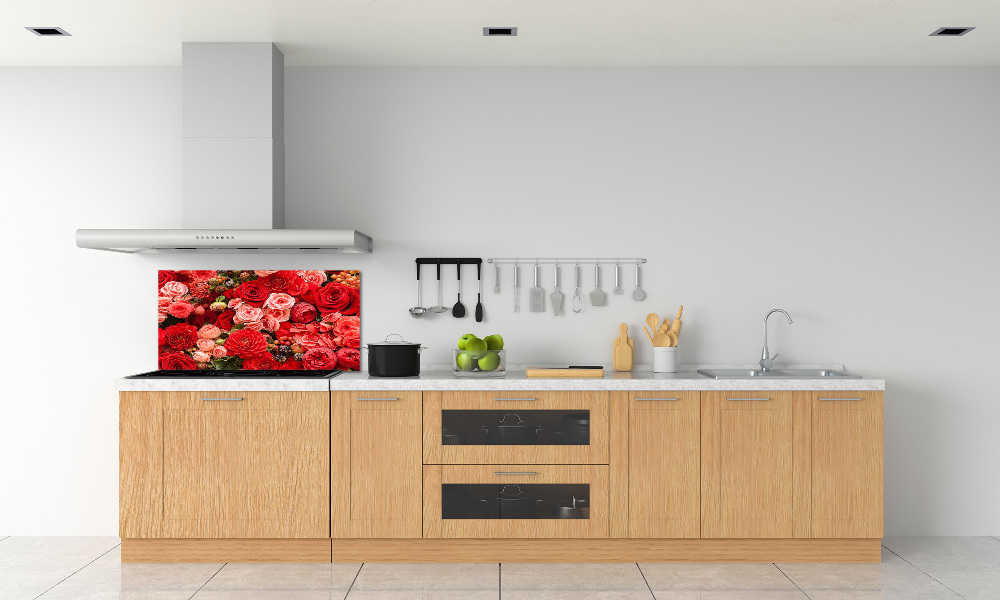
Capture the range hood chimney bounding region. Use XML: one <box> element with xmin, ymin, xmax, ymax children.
<box><xmin>76</xmin><ymin>42</ymin><xmax>373</xmax><ymax>254</ymax></box>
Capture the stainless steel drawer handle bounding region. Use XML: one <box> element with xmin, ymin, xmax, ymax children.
<box><xmin>494</xmin><ymin>397</ymin><xmax>537</xmax><ymax>401</ymax></box>
<box><xmin>819</xmin><ymin>397</ymin><xmax>863</xmax><ymax>402</ymax></box>
<box><xmin>493</xmin><ymin>472</ymin><xmax>537</xmax><ymax>475</ymax></box>
<box><xmin>727</xmin><ymin>397</ymin><xmax>771</xmax><ymax>401</ymax></box>
<box><xmin>636</xmin><ymin>397</ymin><xmax>679</xmax><ymax>401</ymax></box>
<box><xmin>200</xmin><ymin>397</ymin><xmax>243</xmax><ymax>402</ymax></box>
<box><xmin>357</xmin><ymin>397</ymin><xmax>400</xmax><ymax>401</ymax></box>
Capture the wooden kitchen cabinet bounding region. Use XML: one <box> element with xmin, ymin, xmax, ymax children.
<box><xmin>701</xmin><ymin>391</ymin><xmax>794</xmax><ymax>538</ymax></box>
<box><xmin>797</xmin><ymin>391</ymin><xmax>884</xmax><ymax>538</ymax></box>
<box><xmin>331</xmin><ymin>391</ymin><xmax>422</xmax><ymax>538</ymax></box>
<box><xmin>625</xmin><ymin>392</ymin><xmax>700</xmax><ymax>538</ymax></box>
<box><xmin>121</xmin><ymin>391</ymin><xmax>330</xmax><ymax>539</ymax></box>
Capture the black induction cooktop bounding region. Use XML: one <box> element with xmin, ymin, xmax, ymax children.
<box><xmin>127</xmin><ymin>370</ymin><xmax>343</xmax><ymax>379</ymax></box>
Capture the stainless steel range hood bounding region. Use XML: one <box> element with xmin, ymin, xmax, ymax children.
<box><xmin>76</xmin><ymin>43</ymin><xmax>373</xmax><ymax>254</ymax></box>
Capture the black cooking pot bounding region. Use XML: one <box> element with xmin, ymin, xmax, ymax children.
<box><xmin>366</xmin><ymin>334</ymin><xmax>425</xmax><ymax>377</ymax></box>
<box><xmin>498</xmin><ymin>484</ymin><xmax>541</xmax><ymax>519</ymax></box>
<box><xmin>561</xmin><ymin>412</ymin><xmax>590</xmax><ymax>445</ymax></box>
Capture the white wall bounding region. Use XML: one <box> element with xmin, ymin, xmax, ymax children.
<box><xmin>1</xmin><ymin>66</ymin><xmax>998</xmax><ymax>536</ymax></box>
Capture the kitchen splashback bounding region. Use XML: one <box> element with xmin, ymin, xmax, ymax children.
<box><xmin>158</xmin><ymin>269</ymin><xmax>360</xmax><ymax>371</ymax></box>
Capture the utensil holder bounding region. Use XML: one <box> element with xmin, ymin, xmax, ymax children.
<box><xmin>653</xmin><ymin>347</ymin><xmax>678</xmax><ymax>373</ymax></box>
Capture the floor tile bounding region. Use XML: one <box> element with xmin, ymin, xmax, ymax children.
<box><xmin>919</xmin><ymin>568</ymin><xmax>1000</xmax><ymax>600</ymax></box>
<box><xmin>639</xmin><ymin>563</ymin><xmax>799</xmax><ymax>592</ymax></box>
<box><xmin>120</xmin><ymin>562</ymin><xmax>225</xmax><ymax>591</ymax></box>
<box><xmin>0</xmin><ymin>536</ymin><xmax>120</xmax><ymax>568</ymax></box>
<box><xmin>194</xmin><ymin>592</ymin><xmax>335</xmax><ymax>600</ymax></box>
<box><xmin>0</xmin><ymin>564</ymin><xmax>82</xmax><ymax>600</ymax></box>
<box><xmin>883</xmin><ymin>536</ymin><xmax>1000</xmax><ymax>571</ymax></box>
<box><xmin>501</xmin><ymin>563</ymin><xmax>652</xmax><ymax>599</ymax></box>
<box><xmin>347</xmin><ymin>563</ymin><xmax>499</xmax><ymax>600</ymax></box>
<box><xmin>776</xmin><ymin>561</ymin><xmax>884</xmax><ymax>590</ymax></box>
<box><xmin>202</xmin><ymin>563</ymin><xmax>360</xmax><ymax>592</ymax></box>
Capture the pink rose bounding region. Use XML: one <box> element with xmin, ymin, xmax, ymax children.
<box><xmin>196</xmin><ymin>338</ymin><xmax>216</xmax><ymax>352</ymax></box>
<box><xmin>295</xmin><ymin>332</ymin><xmax>324</xmax><ymax>348</ymax></box>
<box><xmin>254</xmin><ymin>270</ymin><xmax>278</xmax><ymax>276</ymax></box>
<box><xmin>160</xmin><ymin>281</ymin><xmax>188</xmax><ymax>298</ymax></box>
<box><xmin>158</xmin><ymin>313</ymin><xmax>167</xmax><ymax>323</ymax></box>
<box><xmin>198</xmin><ymin>324</ymin><xmax>222</xmax><ymax>339</ymax></box>
<box><xmin>193</xmin><ymin>305</ymin><xmax>205</xmax><ymax>315</ymax></box>
<box><xmin>167</xmin><ymin>301</ymin><xmax>195</xmax><ymax>319</ymax></box>
<box><xmin>265</xmin><ymin>308</ymin><xmax>290</xmax><ymax>323</ymax></box>
<box><xmin>243</xmin><ymin>320</ymin><xmax>265</xmax><ymax>331</ymax></box>
<box><xmin>321</xmin><ymin>311</ymin><xmax>342</xmax><ymax>324</ymax></box>
<box><xmin>265</xmin><ymin>292</ymin><xmax>295</xmax><ymax>311</ymax></box>
<box><xmin>192</xmin><ymin>351</ymin><xmax>212</xmax><ymax>363</ymax></box>
<box><xmin>212</xmin><ymin>346</ymin><xmax>228</xmax><ymax>358</ymax></box>
<box><xmin>227</xmin><ymin>298</ymin><xmax>244</xmax><ymax>309</ymax></box>
<box><xmin>301</xmin><ymin>270</ymin><xmax>328</xmax><ymax>286</ymax></box>
<box><xmin>234</xmin><ymin>305</ymin><xmax>264</xmax><ymax>324</ymax></box>
<box><xmin>262</xmin><ymin>314</ymin><xmax>280</xmax><ymax>331</ymax></box>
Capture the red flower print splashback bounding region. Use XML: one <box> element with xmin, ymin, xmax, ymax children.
<box><xmin>158</xmin><ymin>270</ymin><xmax>360</xmax><ymax>371</ymax></box>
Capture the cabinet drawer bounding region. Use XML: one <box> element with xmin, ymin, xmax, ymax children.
<box><xmin>423</xmin><ymin>391</ymin><xmax>609</xmax><ymax>465</ymax></box>
<box><xmin>423</xmin><ymin>464</ymin><xmax>609</xmax><ymax>538</ymax></box>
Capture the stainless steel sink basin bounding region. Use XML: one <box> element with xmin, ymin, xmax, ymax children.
<box><xmin>697</xmin><ymin>368</ymin><xmax>861</xmax><ymax>379</ymax></box>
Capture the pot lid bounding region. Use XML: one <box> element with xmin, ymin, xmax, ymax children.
<box><xmin>367</xmin><ymin>333</ymin><xmax>421</xmax><ymax>347</ymax></box>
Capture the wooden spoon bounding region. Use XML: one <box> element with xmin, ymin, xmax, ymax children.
<box><xmin>645</xmin><ymin>313</ymin><xmax>659</xmax><ymax>335</ymax></box>
<box><xmin>653</xmin><ymin>323</ymin><xmax>671</xmax><ymax>347</ymax></box>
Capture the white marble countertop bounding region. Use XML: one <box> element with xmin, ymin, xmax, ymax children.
<box><xmin>117</xmin><ymin>365</ymin><xmax>884</xmax><ymax>392</ymax></box>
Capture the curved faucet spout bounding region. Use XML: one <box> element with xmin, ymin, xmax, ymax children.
<box><xmin>760</xmin><ymin>309</ymin><xmax>793</xmax><ymax>371</ymax></box>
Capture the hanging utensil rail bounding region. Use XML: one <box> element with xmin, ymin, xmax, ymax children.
<box><xmin>487</xmin><ymin>258</ymin><xmax>646</xmax><ymax>265</ymax></box>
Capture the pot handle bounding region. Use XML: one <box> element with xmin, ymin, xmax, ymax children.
<box><xmin>500</xmin><ymin>413</ymin><xmax>524</xmax><ymax>425</ymax></box>
<box><xmin>384</xmin><ymin>333</ymin><xmax>405</xmax><ymax>343</ymax></box>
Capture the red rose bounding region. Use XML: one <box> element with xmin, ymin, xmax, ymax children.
<box><xmin>302</xmin><ymin>347</ymin><xmax>338</xmax><ymax>370</ymax></box>
<box><xmin>235</xmin><ymin>280</ymin><xmax>269</xmax><ymax>304</ymax></box>
<box><xmin>314</xmin><ymin>283</ymin><xmax>357</xmax><ymax>314</ymax></box>
<box><xmin>158</xmin><ymin>270</ymin><xmax>179</xmax><ymax>288</ymax></box>
<box><xmin>262</xmin><ymin>270</ymin><xmax>297</xmax><ymax>293</ymax></box>
<box><xmin>290</xmin><ymin>302</ymin><xmax>318</xmax><ymax>324</ymax></box>
<box><xmin>286</xmin><ymin>276</ymin><xmax>309</xmax><ymax>297</ymax></box>
<box><xmin>164</xmin><ymin>323</ymin><xmax>199</xmax><ymax>350</ymax></box>
<box><xmin>335</xmin><ymin>347</ymin><xmax>360</xmax><ymax>371</ymax></box>
<box><xmin>224</xmin><ymin>328</ymin><xmax>269</xmax><ymax>358</ymax></box>
<box><xmin>158</xmin><ymin>329</ymin><xmax>167</xmax><ymax>347</ymax></box>
<box><xmin>188</xmin><ymin>310</ymin><xmax>217</xmax><ymax>329</ymax></box>
<box><xmin>188</xmin><ymin>270</ymin><xmax>217</xmax><ymax>281</ymax></box>
<box><xmin>282</xmin><ymin>359</ymin><xmax>303</xmax><ymax>370</ymax></box>
<box><xmin>216</xmin><ymin>309</ymin><xmax>237</xmax><ymax>331</ymax></box>
<box><xmin>159</xmin><ymin>352</ymin><xmax>197</xmax><ymax>370</ymax></box>
<box><xmin>243</xmin><ymin>354</ymin><xmax>280</xmax><ymax>370</ymax></box>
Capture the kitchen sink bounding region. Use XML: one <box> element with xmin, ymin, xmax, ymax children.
<box><xmin>698</xmin><ymin>368</ymin><xmax>861</xmax><ymax>379</ymax></box>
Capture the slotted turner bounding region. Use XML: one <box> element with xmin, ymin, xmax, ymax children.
<box><xmin>589</xmin><ymin>264</ymin><xmax>607</xmax><ymax>306</ymax></box>
<box><xmin>529</xmin><ymin>264</ymin><xmax>545</xmax><ymax>312</ymax></box>
<box><xmin>550</xmin><ymin>265</ymin><xmax>565</xmax><ymax>316</ymax></box>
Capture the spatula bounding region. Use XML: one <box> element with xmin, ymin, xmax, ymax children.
<box><xmin>529</xmin><ymin>264</ymin><xmax>545</xmax><ymax>312</ymax></box>
<box><xmin>589</xmin><ymin>264</ymin><xmax>607</xmax><ymax>307</ymax></box>
<box><xmin>550</xmin><ymin>265</ymin><xmax>565</xmax><ymax>316</ymax></box>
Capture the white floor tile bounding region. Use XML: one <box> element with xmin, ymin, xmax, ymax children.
<box><xmin>347</xmin><ymin>563</ymin><xmax>499</xmax><ymax>599</ymax></box>
<box><xmin>202</xmin><ymin>563</ymin><xmax>360</xmax><ymax>592</ymax></box>
<box><xmin>194</xmin><ymin>592</ymin><xmax>335</xmax><ymax>600</ymax></box>
<box><xmin>121</xmin><ymin>562</ymin><xmax>225</xmax><ymax>591</ymax></box>
<box><xmin>501</xmin><ymin>563</ymin><xmax>651</xmax><ymax>593</ymax></box>
<box><xmin>0</xmin><ymin>536</ymin><xmax>119</xmax><ymax>568</ymax></box>
<box><xmin>638</xmin><ymin>563</ymin><xmax>798</xmax><ymax>592</ymax></box>
<box><xmin>0</xmin><ymin>564</ymin><xmax>81</xmax><ymax>600</ymax></box>
<box><xmin>883</xmin><ymin>536</ymin><xmax>1000</xmax><ymax>571</ymax></box>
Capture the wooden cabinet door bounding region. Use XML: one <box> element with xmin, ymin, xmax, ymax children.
<box><xmin>802</xmin><ymin>391</ymin><xmax>883</xmax><ymax>538</ymax></box>
<box><xmin>627</xmin><ymin>392</ymin><xmax>700</xmax><ymax>538</ymax></box>
<box><xmin>331</xmin><ymin>391</ymin><xmax>422</xmax><ymax>538</ymax></box>
<box><xmin>160</xmin><ymin>391</ymin><xmax>330</xmax><ymax>539</ymax></box>
<box><xmin>120</xmin><ymin>392</ymin><xmax>164</xmax><ymax>538</ymax></box>
<box><xmin>701</xmin><ymin>391</ymin><xmax>793</xmax><ymax>538</ymax></box>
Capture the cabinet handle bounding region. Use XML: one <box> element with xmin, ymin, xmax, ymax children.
<box><xmin>636</xmin><ymin>397</ymin><xmax>679</xmax><ymax>401</ymax></box>
<box><xmin>493</xmin><ymin>472</ymin><xmax>537</xmax><ymax>476</ymax></box>
<box><xmin>357</xmin><ymin>397</ymin><xmax>399</xmax><ymax>401</ymax></box>
<box><xmin>200</xmin><ymin>397</ymin><xmax>243</xmax><ymax>402</ymax></box>
<box><xmin>819</xmin><ymin>397</ymin><xmax>863</xmax><ymax>402</ymax></box>
<box><xmin>727</xmin><ymin>397</ymin><xmax>770</xmax><ymax>401</ymax></box>
<box><xmin>494</xmin><ymin>397</ymin><xmax>537</xmax><ymax>402</ymax></box>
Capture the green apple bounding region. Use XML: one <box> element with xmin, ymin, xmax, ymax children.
<box><xmin>483</xmin><ymin>334</ymin><xmax>504</xmax><ymax>351</ymax></box>
<box><xmin>455</xmin><ymin>351</ymin><xmax>476</xmax><ymax>371</ymax></box>
<box><xmin>478</xmin><ymin>351</ymin><xmax>501</xmax><ymax>371</ymax></box>
<box><xmin>465</xmin><ymin>337</ymin><xmax>488</xmax><ymax>359</ymax></box>
<box><xmin>457</xmin><ymin>334</ymin><xmax>478</xmax><ymax>351</ymax></box>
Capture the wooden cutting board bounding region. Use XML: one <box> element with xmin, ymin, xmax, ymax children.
<box><xmin>525</xmin><ymin>367</ymin><xmax>605</xmax><ymax>378</ymax></box>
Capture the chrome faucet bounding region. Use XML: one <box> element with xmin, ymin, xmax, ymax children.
<box><xmin>760</xmin><ymin>309</ymin><xmax>793</xmax><ymax>372</ymax></box>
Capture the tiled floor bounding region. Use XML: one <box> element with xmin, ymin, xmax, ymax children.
<box><xmin>0</xmin><ymin>537</ymin><xmax>997</xmax><ymax>599</ymax></box>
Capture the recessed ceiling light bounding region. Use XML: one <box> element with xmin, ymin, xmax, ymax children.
<box><xmin>483</xmin><ymin>27</ymin><xmax>517</xmax><ymax>37</ymax></box>
<box><xmin>929</xmin><ymin>27</ymin><xmax>975</xmax><ymax>36</ymax></box>
<box><xmin>25</xmin><ymin>26</ymin><xmax>71</xmax><ymax>36</ymax></box>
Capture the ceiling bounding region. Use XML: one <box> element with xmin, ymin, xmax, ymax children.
<box><xmin>3</xmin><ymin>0</ymin><xmax>998</xmax><ymax>66</ymax></box>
